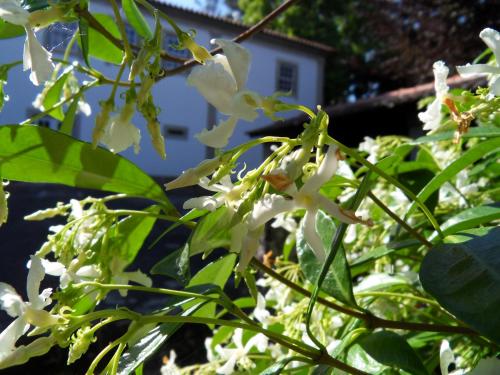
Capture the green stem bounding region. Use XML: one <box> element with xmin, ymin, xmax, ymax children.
<box><xmin>367</xmin><ymin>191</ymin><xmax>432</xmax><ymax>248</ymax></box>
<box><xmin>326</xmin><ymin>136</ymin><xmax>443</xmax><ymax>237</ymax></box>
<box><xmin>108</xmin><ymin>0</ymin><xmax>133</xmax><ymax>60</ymax></box>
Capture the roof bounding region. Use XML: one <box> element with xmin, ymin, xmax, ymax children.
<box><xmin>249</xmin><ymin>74</ymin><xmax>486</xmax><ymax>136</ymax></box>
<box><xmin>150</xmin><ymin>1</ymin><xmax>334</xmax><ymax>55</ymax></box>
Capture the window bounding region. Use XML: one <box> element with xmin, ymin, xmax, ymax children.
<box><xmin>162</xmin><ymin>33</ymin><xmax>191</xmax><ymax>71</ymax></box>
<box><xmin>44</xmin><ymin>22</ymin><xmax>79</xmax><ymax>55</ymax></box>
<box><xmin>276</xmin><ymin>61</ymin><xmax>298</xmax><ymax>95</ymax></box>
<box><xmin>164</xmin><ymin>125</ymin><xmax>188</xmax><ymax>140</ymax></box>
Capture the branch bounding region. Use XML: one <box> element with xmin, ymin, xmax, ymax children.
<box><xmin>162</xmin><ymin>0</ymin><xmax>301</xmax><ymax>77</ymax></box>
<box><xmin>251</xmin><ymin>258</ymin><xmax>477</xmax><ymax>335</ymax></box>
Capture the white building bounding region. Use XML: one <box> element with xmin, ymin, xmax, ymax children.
<box><xmin>0</xmin><ymin>1</ymin><xmax>331</xmax><ymax>177</ymax></box>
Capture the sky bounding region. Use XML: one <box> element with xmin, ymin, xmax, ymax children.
<box><xmin>163</xmin><ymin>0</ymin><xmax>233</xmax><ymax>16</ymax></box>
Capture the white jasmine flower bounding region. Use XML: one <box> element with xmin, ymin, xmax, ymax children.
<box><xmin>0</xmin><ymin>0</ymin><xmax>54</xmax><ymax>86</ymax></box>
<box><xmin>457</xmin><ymin>28</ymin><xmax>500</xmax><ymax>96</ymax></box>
<box><xmin>249</xmin><ymin>147</ymin><xmax>369</xmax><ymax>262</ymax></box>
<box><xmin>160</xmin><ymin>350</ymin><xmax>180</xmax><ymax>375</ymax></box>
<box><xmin>188</xmin><ymin>39</ymin><xmax>261</xmax><ymax>148</ymax></box>
<box><xmin>270</xmin><ymin>213</ymin><xmax>297</xmax><ymax>233</ymax></box>
<box><xmin>0</xmin><ymin>256</ymin><xmax>59</xmax><ymax>362</ymax></box>
<box><xmin>440</xmin><ymin>340</ymin><xmax>466</xmax><ymax>375</ymax></box>
<box><xmin>418</xmin><ymin>61</ymin><xmax>449</xmax><ymax>131</ymax></box>
<box><xmin>182</xmin><ymin>175</ymin><xmax>247</xmax><ymax>213</ymax></box>
<box><xmin>216</xmin><ymin>328</ymin><xmax>268</xmax><ymax>375</ymax></box>
<box><xmin>32</xmin><ymin>258</ymin><xmax>100</xmax><ymax>289</ymax></box>
<box><xmin>101</xmin><ymin>102</ymin><xmax>141</xmax><ymax>154</ymax></box>
<box><xmin>165</xmin><ymin>157</ymin><xmax>221</xmax><ymax>190</ymax></box>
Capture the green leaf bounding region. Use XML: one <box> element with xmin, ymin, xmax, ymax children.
<box><xmin>406</xmin><ymin>137</ymin><xmax>500</xmax><ymax>217</ymax></box>
<box><xmin>110</xmin><ymin>206</ymin><xmax>159</xmax><ymax>264</ymax></box>
<box><xmin>297</xmin><ymin>210</ymin><xmax>357</xmax><ymax>307</ymax></box>
<box><xmin>151</xmin><ymin>244</ymin><xmax>191</xmax><ymax>285</ymax></box>
<box><xmin>189</xmin><ymin>206</ymin><xmax>232</xmax><ymax>256</ymax></box>
<box><xmin>122</xmin><ymin>0</ymin><xmax>153</xmax><ymax>40</ymax></box>
<box><xmin>412</xmin><ymin>127</ymin><xmax>500</xmax><ymax>144</ymax></box>
<box><xmin>350</xmin><ymin>239</ymin><xmax>420</xmax><ymax>277</ymax></box>
<box><xmin>83</xmin><ymin>13</ymin><xmax>124</xmax><ymax>64</ymax></box>
<box><xmin>420</xmin><ymin>227</ymin><xmax>500</xmax><ymax>344</ymax></box>
<box><xmin>43</xmin><ymin>69</ymin><xmax>71</xmax><ymax>121</ymax></box>
<box><xmin>398</xmin><ymin>167</ymin><xmax>438</xmax><ymax>213</ymax></box>
<box><xmin>117</xmin><ymin>302</ymin><xmax>203</xmax><ymax>375</ymax></box>
<box><xmin>78</xmin><ymin>18</ymin><xmax>91</xmax><ymax>67</ymax></box>
<box><xmin>0</xmin><ymin>125</ymin><xmax>173</xmax><ymax>209</ymax></box>
<box><xmin>429</xmin><ymin>203</ymin><xmax>500</xmax><ymax>240</ymax></box>
<box><xmin>358</xmin><ymin>331</ymin><xmax>429</xmax><ymax>375</ymax></box>
<box><xmin>186</xmin><ymin>254</ymin><xmax>236</xmax><ymax>322</ymax></box>
<box><xmin>59</xmin><ymin>95</ymin><xmax>79</xmax><ymax>135</ymax></box>
<box><xmin>260</xmin><ymin>357</ymin><xmax>300</xmax><ymax>375</ymax></box>
<box><xmin>0</xmin><ymin>19</ymin><xmax>25</xmax><ymax>39</ymax></box>
<box><xmin>20</xmin><ymin>0</ymin><xmax>49</xmax><ymax>12</ymax></box>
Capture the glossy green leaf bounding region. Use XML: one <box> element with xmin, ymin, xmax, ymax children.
<box><xmin>189</xmin><ymin>206</ymin><xmax>232</xmax><ymax>256</ymax></box>
<box><xmin>429</xmin><ymin>204</ymin><xmax>500</xmax><ymax>241</ymax></box>
<box><xmin>117</xmin><ymin>302</ymin><xmax>203</xmax><ymax>375</ymax></box>
<box><xmin>412</xmin><ymin>127</ymin><xmax>500</xmax><ymax>144</ymax></box>
<box><xmin>186</xmin><ymin>254</ymin><xmax>236</xmax><ymax>322</ymax></box>
<box><xmin>0</xmin><ymin>19</ymin><xmax>25</xmax><ymax>39</ymax></box>
<box><xmin>83</xmin><ymin>13</ymin><xmax>124</xmax><ymax>64</ymax></box>
<box><xmin>20</xmin><ymin>0</ymin><xmax>49</xmax><ymax>12</ymax></box>
<box><xmin>110</xmin><ymin>206</ymin><xmax>159</xmax><ymax>264</ymax></box>
<box><xmin>297</xmin><ymin>210</ymin><xmax>357</xmax><ymax>307</ymax></box>
<box><xmin>122</xmin><ymin>0</ymin><xmax>153</xmax><ymax>40</ymax></box>
<box><xmin>420</xmin><ymin>227</ymin><xmax>500</xmax><ymax>344</ymax></box>
<box><xmin>0</xmin><ymin>125</ymin><xmax>173</xmax><ymax>209</ymax></box>
<box><xmin>358</xmin><ymin>331</ymin><xmax>429</xmax><ymax>375</ymax></box>
<box><xmin>151</xmin><ymin>244</ymin><xmax>191</xmax><ymax>285</ymax></box>
<box><xmin>43</xmin><ymin>69</ymin><xmax>71</xmax><ymax>121</ymax></box>
<box><xmin>59</xmin><ymin>95</ymin><xmax>79</xmax><ymax>135</ymax></box>
<box><xmin>78</xmin><ymin>17</ymin><xmax>91</xmax><ymax>67</ymax></box>
<box><xmin>406</xmin><ymin>137</ymin><xmax>500</xmax><ymax>217</ymax></box>
<box><xmin>398</xmin><ymin>167</ymin><xmax>438</xmax><ymax>213</ymax></box>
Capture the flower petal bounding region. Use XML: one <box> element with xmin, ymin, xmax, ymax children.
<box><xmin>187</xmin><ymin>56</ymin><xmax>236</xmax><ymax>115</ymax></box>
<box><xmin>302</xmin><ymin>146</ymin><xmax>339</xmax><ymax>193</ymax></box>
<box><xmin>183</xmin><ymin>196</ymin><xmax>220</xmax><ymax>211</ymax></box>
<box><xmin>316</xmin><ymin>195</ymin><xmax>371</xmax><ymax>226</ymax></box>
<box><xmin>230</xmin><ymin>90</ymin><xmax>260</xmax><ymax>121</ymax></box>
<box><xmin>0</xmin><ymin>336</ymin><xmax>55</xmax><ymax>370</ymax></box>
<box><xmin>212</xmin><ymin>39</ymin><xmax>251</xmax><ymax>91</ymax></box>
<box><xmin>0</xmin><ymin>285</ymin><xmax>24</xmax><ymax>318</ymax></box>
<box><xmin>489</xmin><ymin>74</ymin><xmax>500</xmax><ymax>96</ymax></box>
<box><xmin>0</xmin><ymin>0</ymin><xmax>29</xmax><ymax>26</ymax></box>
<box><xmin>236</xmin><ymin>230</ymin><xmax>261</xmax><ymax>273</ymax></box>
<box><xmin>248</xmin><ymin>194</ymin><xmax>295</xmax><ymax>230</ymax></box>
<box><xmin>26</xmin><ymin>256</ymin><xmax>46</xmax><ymax>310</ymax></box>
<box><xmin>418</xmin><ymin>98</ymin><xmax>442</xmax><ymax>131</ymax></box>
<box><xmin>0</xmin><ymin>318</ymin><xmax>29</xmax><ymax>358</ymax></box>
<box><xmin>195</xmin><ymin>116</ymin><xmax>237</xmax><ymax>149</ymax></box>
<box><xmin>456</xmin><ymin>63</ymin><xmax>500</xmax><ymax>77</ymax></box>
<box><xmin>479</xmin><ymin>28</ymin><xmax>500</xmax><ymax>66</ymax></box>
<box><xmin>101</xmin><ymin>115</ymin><xmax>141</xmax><ymax>154</ymax></box>
<box><xmin>24</xmin><ymin>28</ymin><xmax>53</xmax><ymax>86</ymax></box>
<box><xmin>432</xmin><ymin>61</ymin><xmax>449</xmax><ymax>98</ymax></box>
<box><xmin>303</xmin><ymin>208</ymin><xmax>326</xmax><ymax>262</ymax></box>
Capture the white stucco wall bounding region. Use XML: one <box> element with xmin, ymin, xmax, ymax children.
<box><xmin>0</xmin><ymin>4</ymin><xmax>325</xmax><ymax>177</ymax></box>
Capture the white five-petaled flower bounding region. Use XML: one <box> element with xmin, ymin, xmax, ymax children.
<box><xmin>0</xmin><ymin>256</ymin><xmax>59</xmax><ymax>363</ymax></box>
<box><xmin>101</xmin><ymin>102</ymin><xmax>141</xmax><ymax>154</ymax></box>
<box><xmin>418</xmin><ymin>61</ymin><xmax>450</xmax><ymax>131</ymax></box>
<box><xmin>215</xmin><ymin>328</ymin><xmax>268</xmax><ymax>375</ymax></box>
<box><xmin>252</xmin><ymin>293</ymin><xmax>271</xmax><ymax>326</ymax></box>
<box><xmin>182</xmin><ymin>175</ymin><xmax>247</xmax><ymax>213</ymax></box>
<box><xmin>0</xmin><ymin>0</ymin><xmax>54</xmax><ymax>86</ymax></box>
<box><xmin>188</xmin><ymin>39</ymin><xmax>260</xmax><ymax>148</ymax></box>
<box><xmin>457</xmin><ymin>28</ymin><xmax>500</xmax><ymax>97</ymax></box>
<box><xmin>31</xmin><ymin>258</ymin><xmax>101</xmax><ymax>289</ymax></box>
<box><xmin>248</xmin><ymin>146</ymin><xmax>368</xmax><ymax>262</ymax></box>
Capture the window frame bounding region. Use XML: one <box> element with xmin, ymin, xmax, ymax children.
<box><xmin>275</xmin><ymin>60</ymin><xmax>299</xmax><ymax>97</ymax></box>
